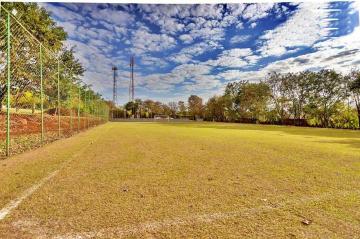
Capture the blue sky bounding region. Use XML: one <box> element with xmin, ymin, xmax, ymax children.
<box><xmin>41</xmin><ymin>2</ymin><xmax>360</xmax><ymax>104</ymax></box>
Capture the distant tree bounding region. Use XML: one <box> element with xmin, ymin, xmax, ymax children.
<box><xmin>238</xmin><ymin>82</ymin><xmax>271</xmax><ymax>121</ymax></box>
<box><xmin>265</xmin><ymin>72</ymin><xmax>290</xmax><ymax>122</ymax></box>
<box><xmin>125</xmin><ymin>101</ymin><xmax>138</xmax><ymax>116</ymax></box>
<box><xmin>153</xmin><ymin>101</ymin><xmax>164</xmax><ymax>115</ymax></box>
<box><xmin>143</xmin><ymin>99</ymin><xmax>155</xmax><ymax>117</ymax></box>
<box><xmin>348</xmin><ymin>69</ymin><xmax>360</xmax><ymax>125</ymax></box>
<box><xmin>330</xmin><ymin>103</ymin><xmax>359</xmax><ymax>129</ymax></box>
<box><xmin>14</xmin><ymin>91</ymin><xmax>40</xmax><ymax>113</ymax></box>
<box><xmin>283</xmin><ymin>71</ymin><xmax>315</xmax><ymax>125</ymax></box>
<box><xmin>224</xmin><ymin>81</ymin><xmax>245</xmax><ymax>121</ymax></box>
<box><xmin>188</xmin><ymin>95</ymin><xmax>203</xmax><ymax>119</ymax></box>
<box><xmin>204</xmin><ymin>95</ymin><xmax>228</xmax><ymax>121</ymax></box>
<box><xmin>162</xmin><ymin>104</ymin><xmax>172</xmax><ymax>116</ymax></box>
<box><xmin>224</xmin><ymin>81</ymin><xmax>270</xmax><ymax>121</ymax></box>
<box><xmin>306</xmin><ymin>70</ymin><xmax>347</xmax><ymax>127</ymax></box>
<box><xmin>168</xmin><ymin>102</ymin><xmax>178</xmax><ymax>118</ymax></box>
<box><xmin>177</xmin><ymin>101</ymin><xmax>187</xmax><ymax>117</ymax></box>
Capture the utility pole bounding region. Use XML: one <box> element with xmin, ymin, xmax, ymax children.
<box><xmin>129</xmin><ymin>56</ymin><xmax>134</xmax><ymax>102</ymax></box>
<box><xmin>112</xmin><ymin>66</ymin><xmax>118</xmax><ymax>105</ymax></box>
<box><xmin>129</xmin><ymin>56</ymin><xmax>135</xmax><ymax>118</ymax></box>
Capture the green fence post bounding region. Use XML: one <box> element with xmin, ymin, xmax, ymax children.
<box><xmin>57</xmin><ymin>60</ymin><xmax>61</xmax><ymax>137</ymax></box>
<box><xmin>89</xmin><ymin>94</ymin><xmax>91</xmax><ymax>127</ymax></box>
<box><xmin>70</xmin><ymin>85</ymin><xmax>73</xmax><ymax>133</ymax></box>
<box><xmin>6</xmin><ymin>12</ymin><xmax>11</xmax><ymax>157</ymax></box>
<box><xmin>86</xmin><ymin>94</ymin><xmax>90</xmax><ymax>128</ymax></box>
<box><xmin>40</xmin><ymin>44</ymin><xmax>44</xmax><ymax>144</ymax></box>
<box><xmin>84</xmin><ymin>90</ymin><xmax>87</xmax><ymax>129</ymax></box>
<box><xmin>78</xmin><ymin>86</ymin><xmax>80</xmax><ymax>132</ymax></box>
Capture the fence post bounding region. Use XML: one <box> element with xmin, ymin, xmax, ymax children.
<box><xmin>6</xmin><ymin>12</ymin><xmax>11</xmax><ymax>157</ymax></box>
<box><xmin>78</xmin><ymin>86</ymin><xmax>80</xmax><ymax>132</ymax></box>
<box><xmin>87</xmin><ymin>92</ymin><xmax>89</xmax><ymax>129</ymax></box>
<box><xmin>84</xmin><ymin>90</ymin><xmax>87</xmax><ymax>129</ymax></box>
<box><xmin>70</xmin><ymin>85</ymin><xmax>73</xmax><ymax>133</ymax></box>
<box><xmin>57</xmin><ymin>60</ymin><xmax>61</xmax><ymax>137</ymax></box>
<box><xmin>40</xmin><ymin>44</ymin><xmax>44</xmax><ymax>144</ymax></box>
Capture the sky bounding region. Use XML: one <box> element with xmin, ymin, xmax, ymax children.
<box><xmin>41</xmin><ymin>1</ymin><xmax>360</xmax><ymax>105</ymax></box>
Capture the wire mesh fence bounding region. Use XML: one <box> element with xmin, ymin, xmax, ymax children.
<box><xmin>0</xmin><ymin>5</ymin><xmax>109</xmax><ymax>158</ymax></box>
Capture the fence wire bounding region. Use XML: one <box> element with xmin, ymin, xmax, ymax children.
<box><xmin>0</xmin><ymin>6</ymin><xmax>109</xmax><ymax>158</ymax></box>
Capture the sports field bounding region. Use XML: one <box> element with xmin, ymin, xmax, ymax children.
<box><xmin>0</xmin><ymin>122</ymin><xmax>359</xmax><ymax>238</ymax></box>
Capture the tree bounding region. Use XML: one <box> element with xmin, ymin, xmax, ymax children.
<box><xmin>283</xmin><ymin>71</ymin><xmax>315</xmax><ymax>125</ymax></box>
<box><xmin>306</xmin><ymin>70</ymin><xmax>347</xmax><ymax>128</ymax></box>
<box><xmin>125</xmin><ymin>100</ymin><xmax>140</xmax><ymax>117</ymax></box>
<box><xmin>188</xmin><ymin>95</ymin><xmax>203</xmax><ymax>119</ymax></box>
<box><xmin>204</xmin><ymin>95</ymin><xmax>228</xmax><ymax>121</ymax></box>
<box><xmin>168</xmin><ymin>102</ymin><xmax>178</xmax><ymax>118</ymax></box>
<box><xmin>224</xmin><ymin>81</ymin><xmax>270</xmax><ymax>121</ymax></box>
<box><xmin>224</xmin><ymin>81</ymin><xmax>245</xmax><ymax>121</ymax></box>
<box><xmin>265</xmin><ymin>72</ymin><xmax>290</xmax><ymax>122</ymax></box>
<box><xmin>177</xmin><ymin>101</ymin><xmax>187</xmax><ymax>117</ymax></box>
<box><xmin>0</xmin><ymin>2</ymin><xmax>67</xmax><ymax>109</ymax></box>
<box><xmin>349</xmin><ymin>69</ymin><xmax>360</xmax><ymax>126</ymax></box>
<box><xmin>238</xmin><ymin>82</ymin><xmax>271</xmax><ymax>121</ymax></box>
<box><xmin>13</xmin><ymin>91</ymin><xmax>40</xmax><ymax>113</ymax></box>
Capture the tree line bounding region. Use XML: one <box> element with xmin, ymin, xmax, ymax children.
<box><xmin>118</xmin><ymin>69</ymin><xmax>360</xmax><ymax>129</ymax></box>
<box><xmin>203</xmin><ymin>69</ymin><xmax>360</xmax><ymax>129</ymax></box>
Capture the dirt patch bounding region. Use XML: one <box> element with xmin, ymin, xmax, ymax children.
<box><xmin>0</xmin><ymin>113</ymin><xmax>105</xmax><ymax>157</ymax></box>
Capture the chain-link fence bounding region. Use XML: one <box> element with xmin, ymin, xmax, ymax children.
<box><xmin>0</xmin><ymin>5</ymin><xmax>109</xmax><ymax>158</ymax></box>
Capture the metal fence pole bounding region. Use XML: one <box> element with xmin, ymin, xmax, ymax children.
<box><xmin>87</xmin><ymin>92</ymin><xmax>89</xmax><ymax>129</ymax></box>
<box><xmin>6</xmin><ymin>12</ymin><xmax>11</xmax><ymax>156</ymax></box>
<box><xmin>40</xmin><ymin>44</ymin><xmax>44</xmax><ymax>144</ymax></box>
<box><xmin>85</xmin><ymin>90</ymin><xmax>87</xmax><ymax>129</ymax></box>
<box><xmin>70</xmin><ymin>85</ymin><xmax>73</xmax><ymax>133</ymax></box>
<box><xmin>78</xmin><ymin>86</ymin><xmax>80</xmax><ymax>132</ymax></box>
<box><xmin>57</xmin><ymin>60</ymin><xmax>61</xmax><ymax>137</ymax></box>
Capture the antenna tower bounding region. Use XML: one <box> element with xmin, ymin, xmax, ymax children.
<box><xmin>112</xmin><ymin>66</ymin><xmax>118</xmax><ymax>105</ymax></box>
<box><xmin>129</xmin><ymin>56</ymin><xmax>135</xmax><ymax>102</ymax></box>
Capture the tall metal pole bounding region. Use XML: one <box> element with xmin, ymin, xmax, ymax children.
<box><xmin>78</xmin><ymin>86</ymin><xmax>80</xmax><ymax>131</ymax></box>
<box><xmin>6</xmin><ymin>12</ymin><xmax>11</xmax><ymax>156</ymax></box>
<box><xmin>112</xmin><ymin>66</ymin><xmax>118</xmax><ymax>105</ymax></box>
<box><xmin>57</xmin><ymin>60</ymin><xmax>61</xmax><ymax>137</ymax></box>
<box><xmin>129</xmin><ymin>56</ymin><xmax>135</xmax><ymax>117</ymax></box>
<box><xmin>84</xmin><ymin>90</ymin><xmax>86</xmax><ymax>130</ymax></box>
<box><xmin>131</xmin><ymin>56</ymin><xmax>134</xmax><ymax>102</ymax></box>
<box><xmin>40</xmin><ymin>44</ymin><xmax>44</xmax><ymax>143</ymax></box>
<box><xmin>86</xmin><ymin>91</ymin><xmax>89</xmax><ymax>129</ymax></box>
<box><xmin>70</xmin><ymin>85</ymin><xmax>73</xmax><ymax>133</ymax></box>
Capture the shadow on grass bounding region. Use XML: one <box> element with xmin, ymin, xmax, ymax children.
<box><xmin>315</xmin><ymin>139</ymin><xmax>360</xmax><ymax>149</ymax></box>
<box><xmin>156</xmin><ymin>122</ymin><xmax>360</xmax><ymax>139</ymax></box>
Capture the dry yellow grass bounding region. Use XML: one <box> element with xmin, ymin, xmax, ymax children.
<box><xmin>0</xmin><ymin>122</ymin><xmax>359</xmax><ymax>238</ymax></box>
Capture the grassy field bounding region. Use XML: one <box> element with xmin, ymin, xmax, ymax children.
<box><xmin>0</xmin><ymin>122</ymin><xmax>359</xmax><ymax>238</ymax></box>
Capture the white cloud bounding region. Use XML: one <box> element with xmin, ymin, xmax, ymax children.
<box><xmin>230</xmin><ymin>35</ymin><xmax>251</xmax><ymax>44</ymax></box>
<box><xmin>131</xmin><ymin>26</ymin><xmax>177</xmax><ymax>54</ymax></box>
<box><xmin>90</xmin><ymin>8</ymin><xmax>134</xmax><ymax>26</ymax></box>
<box><xmin>258</xmin><ymin>2</ymin><xmax>333</xmax><ymax>57</ymax></box>
<box><xmin>205</xmin><ymin>48</ymin><xmax>259</xmax><ymax>68</ymax></box>
<box><xmin>242</xmin><ymin>3</ymin><xmax>275</xmax><ymax>22</ymax></box>
<box><xmin>220</xmin><ymin>25</ymin><xmax>360</xmax><ymax>82</ymax></box>
<box><xmin>168</xmin><ymin>42</ymin><xmax>222</xmax><ymax>64</ymax></box>
<box><xmin>136</xmin><ymin>63</ymin><xmax>218</xmax><ymax>96</ymax></box>
<box><xmin>179</xmin><ymin>34</ymin><xmax>194</xmax><ymax>44</ymax></box>
<box><xmin>140</xmin><ymin>55</ymin><xmax>168</xmax><ymax>68</ymax></box>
